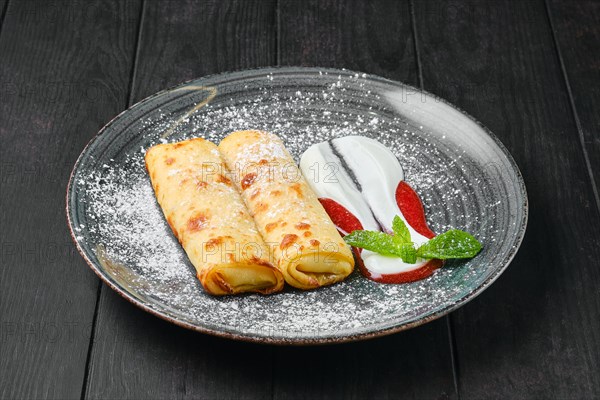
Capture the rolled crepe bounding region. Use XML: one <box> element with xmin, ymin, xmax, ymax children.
<box><xmin>145</xmin><ymin>138</ymin><xmax>284</xmax><ymax>295</ymax></box>
<box><xmin>218</xmin><ymin>130</ymin><xmax>354</xmax><ymax>289</ymax></box>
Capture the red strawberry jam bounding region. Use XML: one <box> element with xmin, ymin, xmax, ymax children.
<box><xmin>319</xmin><ymin>181</ymin><xmax>442</xmax><ymax>284</ymax></box>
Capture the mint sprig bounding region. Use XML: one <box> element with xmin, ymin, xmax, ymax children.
<box><xmin>344</xmin><ymin>230</ymin><xmax>417</xmax><ymax>263</ymax></box>
<box><xmin>416</xmin><ymin>229</ymin><xmax>481</xmax><ymax>259</ymax></box>
<box><xmin>343</xmin><ymin>216</ymin><xmax>482</xmax><ymax>264</ymax></box>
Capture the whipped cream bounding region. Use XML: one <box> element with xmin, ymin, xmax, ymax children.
<box><xmin>300</xmin><ymin>136</ymin><xmax>431</xmax><ymax>277</ymax></box>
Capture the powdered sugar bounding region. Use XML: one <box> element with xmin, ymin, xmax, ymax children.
<box><xmin>68</xmin><ymin>68</ymin><xmax>522</xmax><ymax>342</ymax></box>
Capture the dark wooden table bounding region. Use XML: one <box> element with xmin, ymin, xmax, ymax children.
<box><xmin>1</xmin><ymin>1</ymin><xmax>599</xmax><ymax>399</ymax></box>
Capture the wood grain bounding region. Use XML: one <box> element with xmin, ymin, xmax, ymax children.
<box><xmin>272</xmin><ymin>324</ymin><xmax>456</xmax><ymax>400</ymax></box>
<box><xmin>0</xmin><ymin>1</ymin><xmax>142</xmax><ymax>398</ymax></box>
<box><xmin>413</xmin><ymin>0</ymin><xmax>600</xmax><ymax>398</ymax></box>
<box><xmin>276</xmin><ymin>1</ymin><xmax>457</xmax><ymax>399</ymax></box>
<box><xmin>86</xmin><ymin>289</ymin><xmax>274</xmax><ymax>400</ymax></box>
<box><xmin>279</xmin><ymin>0</ymin><xmax>417</xmax><ymax>83</ymax></box>
<box><xmin>547</xmin><ymin>0</ymin><xmax>600</xmax><ymax>209</ymax></box>
<box><xmin>84</xmin><ymin>1</ymin><xmax>278</xmax><ymax>399</ymax></box>
<box><xmin>132</xmin><ymin>0</ymin><xmax>278</xmax><ymax>101</ymax></box>
<box><xmin>0</xmin><ymin>0</ymin><xmax>9</xmax><ymax>31</ymax></box>
<box><xmin>1</xmin><ymin>0</ymin><xmax>598</xmax><ymax>398</ymax></box>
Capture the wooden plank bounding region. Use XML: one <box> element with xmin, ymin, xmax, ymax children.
<box><xmin>0</xmin><ymin>1</ymin><xmax>142</xmax><ymax>399</ymax></box>
<box><xmin>278</xmin><ymin>0</ymin><xmax>417</xmax><ymax>83</ymax></box>
<box><xmin>0</xmin><ymin>0</ymin><xmax>8</xmax><ymax>30</ymax></box>
<box><xmin>131</xmin><ymin>0</ymin><xmax>278</xmax><ymax>101</ymax></box>
<box><xmin>547</xmin><ymin>0</ymin><xmax>600</xmax><ymax>208</ymax></box>
<box><xmin>275</xmin><ymin>1</ymin><xmax>457</xmax><ymax>399</ymax></box>
<box><xmin>87</xmin><ymin>289</ymin><xmax>275</xmax><ymax>400</ymax></box>
<box><xmin>413</xmin><ymin>0</ymin><xmax>600</xmax><ymax>398</ymax></box>
<box><xmin>84</xmin><ymin>1</ymin><xmax>278</xmax><ymax>399</ymax></box>
<box><xmin>272</xmin><ymin>324</ymin><xmax>457</xmax><ymax>400</ymax></box>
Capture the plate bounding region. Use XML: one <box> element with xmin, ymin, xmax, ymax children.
<box><xmin>67</xmin><ymin>67</ymin><xmax>527</xmax><ymax>344</ymax></box>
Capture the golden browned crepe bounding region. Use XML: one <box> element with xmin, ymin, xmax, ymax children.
<box><xmin>218</xmin><ymin>130</ymin><xmax>355</xmax><ymax>289</ymax></box>
<box><xmin>145</xmin><ymin>137</ymin><xmax>284</xmax><ymax>295</ymax></box>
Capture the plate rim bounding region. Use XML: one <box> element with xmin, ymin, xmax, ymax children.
<box><xmin>66</xmin><ymin>66</ymin><xmax>529</xmax><ymax>345</ymax></box>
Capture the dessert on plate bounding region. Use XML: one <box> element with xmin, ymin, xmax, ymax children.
<box><xmin>300</xmin><ymin>136</ymin><xmax>443</xmax><ymax>283</ymax></box>
<box><xmin>146</xmin><ymin>131</ymin><xmax>480</xmax><ymax>296</ymax></box>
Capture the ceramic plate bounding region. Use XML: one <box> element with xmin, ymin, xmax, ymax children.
<box><xmin>67</xmin><ymin>67</ymin><xmax>527</xmax><ymax>344</ymax></box>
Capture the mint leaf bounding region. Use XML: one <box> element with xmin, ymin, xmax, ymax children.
<box><xmin>392</xmin><ymin>216</ymin><xmax>411</xmax><ymax>243</ymax></box>
<box><xmin>398</xmin><ymin>244</ymin><xmax>417</xmax><ymax>263</ymax></box>
<box><xmin>344</xmin><ymin>230</ymin><xmax>404</xmax><ymax>257</ymax></box>
<box><xmin>344</xmin><ymin>230</ymin><xmax>417</xmax><ymax>263</ymax></box>
<box><xmin>416</xmin><ymin>229</ymin><xmax>482</xmax><ymax>259</ymax></box>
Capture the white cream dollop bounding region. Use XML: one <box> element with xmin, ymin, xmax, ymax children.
<box><xmin>300</xmin><ymin>137</ymin><xmax>430</xmax><ymax>277</ymax></box>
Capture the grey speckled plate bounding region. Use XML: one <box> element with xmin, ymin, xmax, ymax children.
<box><xmin>67</xmin><ymin>67</ymin><xmax>527</xmax><ymax>344</ymax></box>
